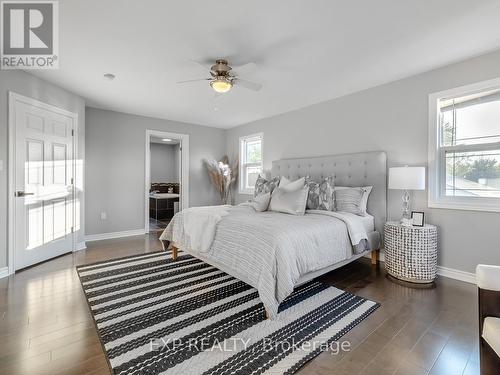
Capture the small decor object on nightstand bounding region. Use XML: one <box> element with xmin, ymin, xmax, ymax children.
<box><xmin>384</xmin><ymin>221</ymin><xmax>438</xmax><ymax>285</ymax></box>
<box><xmin>411</xmin><ymin>211</ymin><xmax>425</xmax><ymax>227</ymax></box>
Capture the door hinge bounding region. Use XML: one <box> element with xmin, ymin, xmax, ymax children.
<box><xmin>70</xmin><ymin>177</ymin><xmax>74</xmax><ymax>185</ymax></box>
<box><xmin>71</xmin><ymin>129</ymin><xmax>74</xmax><ymax>136</ymax></box>
<box><xmin>71</xmin><ymin>226</ymin><xmax>74</xmax><ymax>233</ymax></box>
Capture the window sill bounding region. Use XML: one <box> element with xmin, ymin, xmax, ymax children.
<box><xmin>238</xmin><ymin>190</ymin><xmax>254</xmax><ymax>196</ymax></box>
<box><xmin>428</xmin><ymin>199</ymin><xmax>500</xmax><ymax>213</ymax></box>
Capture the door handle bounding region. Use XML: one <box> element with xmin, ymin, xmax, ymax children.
<box><xmin>15</xmin><ymin>191</ymin><xmax>34</xmax><ymax>197</ymax></box>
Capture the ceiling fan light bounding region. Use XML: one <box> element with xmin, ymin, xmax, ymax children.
<box><xmin>210</xmin><ymin>78</ymin><xmax>232</xmax><ymax>93</ymax></box>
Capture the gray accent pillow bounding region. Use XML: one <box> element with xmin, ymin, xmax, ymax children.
<box><xmin>254</xmin><ymin>175</ymin><xmax>280</xmax><ymax>197</ymax></box>
<box><xmin>306</xmin><ymin>177</ymin><xmax>335</xmax><ymax>210</ymax></box>
<box><xmin>279</xmin><ymin>176</ymin><xmax>306</xmax><ymax>192</ymax></box>
<box><xmin>336</xmin><ymin>186</ymin><xmax>373</xmax><ymax>215</ymax></box>
<box><xmin>246</xmin><ymin>192</ymin><xmax>271</xmax><ymax>212</ymax></box>
<box><xmin>269</xmin><ymin>186</ymin><xmax>309</xmax><ymax>215</ymax></box>
<box><xmin>335</xmin><ymin>187</ymin><xmax>364</xmax><ymax>215</ymax></box>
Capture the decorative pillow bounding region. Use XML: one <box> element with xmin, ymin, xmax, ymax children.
<box><xmin>245</xmin><ymin>192</ymin><xmax>271</xmax><ymax>212</ymax></box>
<box><xmin>306</xmin><ymin>177</ymin><xmax>335</xmax><ymax>210</ymax></box>
<box><xmin>279</xmin><ymin>176</ymin><xmax>306</xmax><ymax>192</ymax></box>
<box><xmin>335</xmin><ymin>187</ymin><xmax>364</xmax><ymax>215</ymax></box>
<box><xmin>335</xmin><ymin>186</ymin><xmax>373</xmax><ymax>214</ymax></box>
<box><xmin>254</xmin><ymin>175</ymin><xmax>280</xmax><ymax>197</ymax></box>
<box><xmin>269</xmin><ymin>186</ymin><xmax>309</xmax><ymax>215</ymax></box>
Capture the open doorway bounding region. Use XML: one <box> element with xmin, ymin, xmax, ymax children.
<box><xmin>145</xmin><ymin>130</ymin><xmax>189</xmax><ymax>234</ymax></box>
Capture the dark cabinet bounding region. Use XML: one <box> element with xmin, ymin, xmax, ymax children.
<box><xmin>150</xmin><ymin>197</ymin><xmax>179</xmax><ymax>220</ymax></box>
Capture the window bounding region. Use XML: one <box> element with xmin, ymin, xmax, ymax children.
<box><xmin>239</xmin><ymin>133</ymin><xmax>263</xmax><ymax>194</ymax></box>
<box><xmin>428</xmin><ymin>78</ymin><xmax>500</xmax><ymax>212</ymax></box>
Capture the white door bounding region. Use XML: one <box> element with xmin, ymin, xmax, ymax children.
<box><xmin>13</xmin><ymin>96</ymin><xmax>76</xmax><ymax>270</ymax></box>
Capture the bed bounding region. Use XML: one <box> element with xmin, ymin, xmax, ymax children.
<box><xmin>160</xmin><ymin>151</ymin><xmax>387</xmax><ymax>318</ymax></box>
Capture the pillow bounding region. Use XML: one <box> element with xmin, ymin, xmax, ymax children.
<box><xmin>269</xmin><ymin>186</ymin><xmax>309</xmax><ymax>215</ymax></box>
<box><xmin>335</xmin><ymin>186</ymin><xmax>373</xmax><ymax>214</ymax></box>
<box><xmin>254</xmin><ymin>175</ymin><xmax>280</xmax><ymax>197</ymax></box>
<box><xmin>306</xmin><ymin>177</ymin><xmax>335</xmax><ymax>210</ymax></box>
<box><xmin>279</xmin><ymin>176</ymin><xmax>306</xmax><ymax>192</ymax></box>
<box><xmin>335</xmin><ymin>187</ymin><xmax>364</xmax><ymax>215</ymax></box>
<box><xmin>245</xmin><ymin>192</ymin><xmax>271</xmax><ymax>212</ymax></box>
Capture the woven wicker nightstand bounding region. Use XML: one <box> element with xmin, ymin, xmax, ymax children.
<box><xmin>384</xmin><ymin>221</ymin><xmax>438</xmax><ymax>284</ymax></box>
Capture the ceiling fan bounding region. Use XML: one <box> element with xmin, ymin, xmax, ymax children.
<box><xmin>177</xmin><ymin>59</ymin><xmax>262</xmax><ymax>94</ymax></box>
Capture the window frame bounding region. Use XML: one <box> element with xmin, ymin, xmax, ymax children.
<box><xmin>239</xmin><ymin>132</ymin><xmax>263</xmax><ymax>195</ymax></box>
<box><xmin>428</xmin><ymin>77</ymin><xmax>500</xmax><ymax>212</ymax></box>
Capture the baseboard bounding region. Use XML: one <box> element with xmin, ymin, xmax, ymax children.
<box><xmin>74</xmin><ymin>241</ymin><xmax>87</xmax><ymax>252</ymax></box>
<box><xmin>436</xmin><ymin>266</ymin><xmax>476</xmax><ymax>284</ymax></box>
<box><xmin>85</xmin><ymin>229</ymin><xmax>146</xmax><ymax>242</ymax></box>
<box><xmin>364</xmin><ymin>250</ymin><xmax>475</xmax><ymax>284</ymax></box>
<box><xmin>0</xmin><ymin>267</ymin><xmax>9</xmax><ymax>279</ymax></box>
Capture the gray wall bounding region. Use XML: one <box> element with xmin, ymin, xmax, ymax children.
<box><xmin>150</xmin><ymin>143</ymin><xmax>178</xmax><ymax>183</ymax></box>
<box><xmin>0</xmin><ymin>70</ymin><xmax>86</xmax><ymax>269</ymax></box>
<box><xmin>226</xmin><ymin>49</ymin><xmax>500</xmax><ymax>273</ymax></box>
<box><xmin>85</xmin><ymin>107</ymin><xmax>226</xmax><ymax>235</ymax></box>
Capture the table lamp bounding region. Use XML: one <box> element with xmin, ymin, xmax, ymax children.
<box><xmin>389</xmin><ymin>166</ymin><xmax>426</xmax><ymax>225</ymax></box>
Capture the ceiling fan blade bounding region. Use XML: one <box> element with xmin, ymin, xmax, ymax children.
<box><xmin>176</xmin><ymin>78</ymin><xmax>210</xmax><ymax>84</ymax></box>
<box><xmin>233</xmin><ymin>62</ymin><xmax>258</xmax><ymax>75</ymax></box>
<box><xmin>235</xmin><ymin>78</ymin><xmax>262</xmax><ymax>91</ymax></box>
<box><xmin>190</xmin><ymin>60</ymin><xmax>212</xmax><ymax>72</ymax></box>
<box><xmin>212</xmin><ymin>92</ymin><xmax>223</xmax><ymax>111</ymax></box>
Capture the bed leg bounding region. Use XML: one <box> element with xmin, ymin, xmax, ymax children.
<box><xmin>264</xmin><ymin>309</ymin><xmax>270</xmax><ymax>320</ymax></box>
<box><xmin>172</xmin><ymin>246</ymin><xmax>178</xmax><ymax>261</ymax></box>
<box><xmin>371</xmin><ymin>249</ymin><xmax>380</xmax><ymax>265</ymax></box>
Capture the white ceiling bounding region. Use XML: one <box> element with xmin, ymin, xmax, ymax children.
<box><xmin>31</xmin><ymin>0</ymin><xmax>500</xmax><ymax>129</ymax></box>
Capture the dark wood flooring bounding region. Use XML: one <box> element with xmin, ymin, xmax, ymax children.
<box><xmin>0</xmin><ymin>233</ymin><xmax>480</xmax><ymax>375</ymax></box>
<box><xmin>149</xmin><ymin>218</ymin><xmax>170</xmax><ymax>232</ymax></box>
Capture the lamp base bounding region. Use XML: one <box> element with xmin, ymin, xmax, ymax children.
<box><xmin>402</xmin><ymin>189</ymin><xmax>411</xmax><ymax>219</ymax></box>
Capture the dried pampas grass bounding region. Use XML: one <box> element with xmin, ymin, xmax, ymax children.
<box><xmin>204</xmin><ymin>155</ymin><xmax>239</xmax><ymax>205</ymax></box>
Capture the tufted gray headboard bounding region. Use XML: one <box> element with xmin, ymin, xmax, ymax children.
<box><xmin>271</xmin><ymin>151</ymin><xmax>387</xmax><ymax>234</ymax></box>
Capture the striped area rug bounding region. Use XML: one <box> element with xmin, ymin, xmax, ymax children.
<box><xmin>77</xmin><ymin>250</ymin><xmax>379</xmax><ymax>375</ymax></box>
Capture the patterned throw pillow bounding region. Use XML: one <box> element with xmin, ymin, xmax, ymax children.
<box><xmin>306</xmin><ymin>177</ymin><xmax>335</xmax><ymax>211</ymax></box>
<box><xmin>254</xmin><ymin>175</ymin><xmax>280</xmax><ymax>197</ymax></box>
<box><xmin>335</xmin><ymin>187</ymin><xmax>364</xmax><ymax>215</ymax></box>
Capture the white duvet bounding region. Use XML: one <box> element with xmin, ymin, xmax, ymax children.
<box><xmin>160</xmin><ymin>205</ymin><xmax>369</xmax><ymax>318</ymax></box>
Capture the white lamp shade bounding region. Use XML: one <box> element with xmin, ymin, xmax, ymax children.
<box><xmin>389</xmin><ymin>166</ymin><xmax>426</xmax><ymax>190</ymax></box>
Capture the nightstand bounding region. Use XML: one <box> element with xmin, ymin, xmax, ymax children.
<box><xmin>384</xmin><ymin>221</ymin><xmax>438</xmax><ymax>284</ymax></box>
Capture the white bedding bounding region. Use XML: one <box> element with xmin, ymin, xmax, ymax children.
<box><xmin>359</xmin><ymin>213</ymin><xmax>375</xmax><ymax>232</ymax></box>
<box><xmin>335</xmin><ymin>211</ymin><xmax>374</xmax><ymax>232</ymax></box>
<box><xmin>165</xmin><ymin>205</ymin><xmax>231</xmax><ymax>252</ymax></box>
<box><xmin>160</xmin><ymin>205</ymin><xmax>370</xmax><ymax>318</ymax></box>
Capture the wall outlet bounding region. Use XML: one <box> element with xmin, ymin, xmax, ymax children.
<box><xmin>100</xmin><ymin>212</ymin><xmax>107</xmax><ymax>220</ymax></box>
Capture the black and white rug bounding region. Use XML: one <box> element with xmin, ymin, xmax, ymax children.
<box><xmin>77</xmin><ymin>250</ymin><xmax>379</xmax><ymax>375</ymax></box>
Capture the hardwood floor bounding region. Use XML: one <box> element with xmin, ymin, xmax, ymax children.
<box><xmin>0</xmin><ymin>233</ymin><xmax>479</xmax><ymax>375</ymax></box>
<box><xmin>149</xmin><ymin>218</ymin><xmax>170</xmax><ymax>232</ymax></box>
